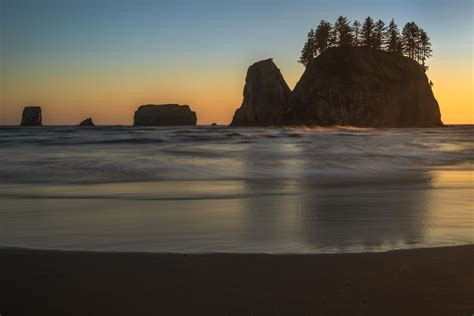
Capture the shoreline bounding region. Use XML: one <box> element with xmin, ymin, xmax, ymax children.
<box><xmin>1</xmin><ymin>245</ymin><xmax>473</xmax><ymax>315</ymax></box>
<box><xmin>0</xmin><ymin>242</ymin><xmax>472</xmax><ymax>255</ymax></box>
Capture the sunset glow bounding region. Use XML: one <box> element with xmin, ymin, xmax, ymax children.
<box><xmin>1</xmin><ymin>0</ymin><xmax>472</xmax><ymax>125</ymax></box>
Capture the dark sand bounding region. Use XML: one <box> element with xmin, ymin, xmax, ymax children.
<box><xmin>1</xmin><ymin>245</ymin><xmax>473</xmax><ymax>316</ymax></box>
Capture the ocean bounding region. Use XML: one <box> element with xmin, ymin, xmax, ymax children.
<box><xmin>0</xmin><ymin>125</ymin><xmax>472</xmax><ymax>253</ymax></box>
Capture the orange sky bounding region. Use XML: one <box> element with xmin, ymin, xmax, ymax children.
<box><xmin>1</xmin><ymin>58</ymin><xmax>472</xmax><ymax>125</ymax></box>
<box><xmin>1</xmin><ymin>0</ymin><xmax>472</xmax><ymax>126</ymax></box>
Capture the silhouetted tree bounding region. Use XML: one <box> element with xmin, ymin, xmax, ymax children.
<box><xmin>299</xmin><ymin>29</ymin><xmax>316</xmax><ymax>66</ymax></box>
<box><xmin>373</xmin><ymin>20</ymin><xmax>386</xmax><ymax>49</ymax></box>
<box><xmin>402</xmin><ymin>22</ymin><xmax>420</xmax><ymax>60</ymax></box>
<box><xmin>299</xmin><ymin>17</ymin><xmax>433</xmax><ymax>68</ymax></box>
<box><xmin>418</xmin><ymin>29</ymin><xmax>432</xmax><ymax>69</ymax></box>
<box><xmin>315</xmin><ymin>20</ymin><xmax>333</xmax><ymax>54</ymax></box>
<box><xmin>386</xmin><ymin>19</ymin><xmax>402</xmax><ymax>54</ymax></box>
<box><xmin>333</xmin><ymin>16</ymin><xmax>353</xmax><ymax>48</ymax></box>
<box><xmin>361</xmin><ymin>17</ymin><xmax>375</xmax><ymax>47</ymax></box>
<box><xmin>352</xmin><ymin>20</ymin><xmax>362</xmax><ymax>46</ymax></box>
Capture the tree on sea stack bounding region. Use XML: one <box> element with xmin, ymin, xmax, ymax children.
<box><xmin>315</xmin><ymin>20</ymin><xmax>332</xmax><ymax>54</ymax></box>
<box><xmin>418</xmin><ymin>29</ymin><xmax>432</xmax><ymax>70</ymax></box>
<box><xmin>402</xmin><ymin>22</ymin><xmax>420</xmax><ymax>60</ymax></box>
<box><xmin>299</xmin><ymin>20</ymin><xmax>333</xmax><ymax>66</ymax></box>
<box><xmin>386</xmin><ymin>19</ymin><xmax>402</xmax><ymax>54</ymax></box>
<box><xmin>333</xmin><ymin>16</ymin><xmax>353</xmax><ymax>48</ymax></box>
<box><xmin>352</xmin><ymin>20</ymin><xmax>362</xmax><ymax>46</ymax></box>
<box><xmin>373</xmin><ymin>19</ymin><xmax>387</xmax><ymax>50</ymax></box>
<box><xmin>299</xmin><ymin>16</ymin><xmax>432</xmax><ymax>69</ymax></box>
<box><xmin>299</xmin><ymin>29</ymin><xmax>316</xmax><ymax>66</ymax></box>
<box><xmin>361</xmin><ymin>16</ymin><xmax>375</xmax><ymax>47</ymax></box>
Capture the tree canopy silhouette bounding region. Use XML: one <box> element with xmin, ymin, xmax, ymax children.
<box><xmin>373</xmin><ymin>20</ymin><xmax>386</xmax><ymax>50</ymax></box>
<box><xmin>352</xmin><ymin>20</ymin><xmax>361</xmax><ymax>46</ymax></box>
<box><xmin>299</xmin><ymin>17</ymin><xmax>433</xmax><ymax>70</ymax></box>
<box><xmin>387</xmin><ymin>19</ymin><xmax>402</xmax><ymax>54</ymax></box>
<box><xmin>361</xmin><ymin>17</ymin><xmax>375</xmax><ymax>48</ymax></box>
<box><xmin>333</xmin><ymin>16</ymin><xmax>353</xmax><ymax>48</ymax></box>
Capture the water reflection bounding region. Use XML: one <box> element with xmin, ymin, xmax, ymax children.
<box><xmin>0</xmin><ymin>171</ymin><xmax>472</xmax><ymax>253</ymax></box>
<box><xmin>235</xmin><ymin>172</ymin><xmax>434</xmax><ymax>252</ymax></box>
<box><xmin>296</xmin><ymin>174</ymin><xmax>431</xmax><ymax>252</ymax></box>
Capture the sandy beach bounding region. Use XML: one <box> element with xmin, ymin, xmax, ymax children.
<box><xmin>1</xmin><ymin>245</ymin><xmax>473</xmax><ymax>315</ymax></box>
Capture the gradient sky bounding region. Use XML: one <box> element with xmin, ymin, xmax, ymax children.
<box><xmin>1</xmin><ymin>0</ymin><xmax>472</xmax><ymax>125</ymax></box>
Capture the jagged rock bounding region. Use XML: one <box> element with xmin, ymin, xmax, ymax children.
<box><xmin>284</xmin><ymin>47</ymin><xmax>442</xmax><ymax>127</ymax></box>
<box><xmin>20</xmin><ymin>106</ymin><xmax>42</xmax><ymax>126</ymax></box>
<box><xmin>133</xmin><ymin>104</ymin><xmax>197</xmax><ymax>126</ymax></box>
<box><xmin>79</xmin><ymin>118</ymin><xmax>95</xmax><ymax>126</ymax></box>
<box><xmin>230</xmin><ymin>59</ymin><xmax>291</xmax><ymax>126</ymax></box>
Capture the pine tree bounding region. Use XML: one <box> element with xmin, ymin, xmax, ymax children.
<box><xmin>299</xmin><ymin>29</ymin><xmax>316</xmax><ymax>66</ymax></box>
<box><xmin>361</xmin><ymin>17</ymin><xmax>375</xmax><ymax>47</ymax></box>
<box><xmin>402</xmin><ymin>22</ymin><xmax>420</xmax><ymax>60</ymax></box>
<box><xmin>315</xmin><ymin>20</ymin><xmax>332</xmax><ymax>54</ymax></box>
<box><xmin>386</xmin><ymin>19</ymin><xmax>402</xmax><ymax>54</ymax></box>
<box><xmin>333</xmin><ymin>16</ymin><xmax>353</xmax><ymax>48</ymax></box>
<box><xmin>418</xmin><ymin>29</ymin><xmax>432</xmax><ymax>69</ymax></box>
<box><xmin>373</xmin><ymin>19</ymin><xmax>386</xmax><ymax>50</ymax></box>
<box><xmin>352</xmin><ymin>20</ymin><xmax>362</xmax><ymax>46</ymax></box>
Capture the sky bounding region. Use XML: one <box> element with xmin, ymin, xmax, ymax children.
<box><xmin>1</xmin><ymin>0</ymin><xmax>473</xmax><ymax>125</ymax></box>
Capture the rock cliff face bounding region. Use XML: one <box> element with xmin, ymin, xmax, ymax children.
<box><xmin>284</xmin><ymin>47</ymin><xmax>442</xmax><ymax>127</ymax></box>
<box><xmin>133</xmin><ymin>104</ymin><xmax>197</xmax><ymax>126</ymax></box>
<box><xmin>79</xmin><ymin>118</ymin><xmax>95</xmax><ymax>126</ymax></box>
<box><xmin>20</xmin><ymin>106</ymin><xmax>42</xmax><ymax>126</ymax></box>
<box><xmin>230</xmin><ymin>59</ymin><xmax>291</xmax><ymax>126</ymax></box>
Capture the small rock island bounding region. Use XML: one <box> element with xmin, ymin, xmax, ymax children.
<box><xmin>79</xmin><ymin>118</ymin><xmax>95</xmax><ymax>127</ymax></box>
<box><xmin>230</xmin><ymin>59</ymin><xmax>291</xmax><ymax>127</ymax></box>
<box><xmin>133</xmin><ymin>104</ymin><xmax>197</xmax><ymax>126</ymax></box>
<box><xmin>20</xmin><ymin>106</ymin><xmax>42</xmax><ymax>126</ymax></box>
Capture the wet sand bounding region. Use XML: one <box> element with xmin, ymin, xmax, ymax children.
<box><xmin>1</xmin><ymin>245</ymin><xmax>473</xmax><ymax>315</ymax></box>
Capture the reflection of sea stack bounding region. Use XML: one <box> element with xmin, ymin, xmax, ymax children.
<box><xmin>231</xmin><ymin>47</ymin><xmax>442</xmax><ymax>127</ymax></box>
<box><xmin>230</xmin><ymin>59</ymin><xmax>291</xmax><ymax>127</ymax></box>
<box><xmin>133</xmin><ymin>104</ymin><xmax>197</xmax><ymax>126</ymax></box>
<box><xmin>20</xmin><ymin>106</ymin><xmax>42</xmax><ymax>126</ymax></box>
<box><xmin>79</xmin><ymin>118</ymin><xmax>95</xmax><ymax>127</ymax></box>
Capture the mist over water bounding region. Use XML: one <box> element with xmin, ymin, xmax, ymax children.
<box><xmin>0</xmin><ymin>125</ymin><xmax>472</xmax><ymax>253</ymax></box>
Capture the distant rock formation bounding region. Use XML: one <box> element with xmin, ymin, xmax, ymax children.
<box><xmin>211</xmin><ymin>123</ymin><xmax>218</xmax><ymax>126</ymax></box>
<box><xmin>284</xmin><ymin>47</ymin><xmax>442</xmax><ymax>127</ymax></box>
<box><xmin>133</xmin><ymin>104</ymin><xmax>197</xmax><ymax>126</ymax></box>
<box><xmin>230</xmin><ymin>59</ymin><xmax>291</xmax><ymax>126</ymax></box>
<box><xmin>79</xmin><ymin>118</ymin><xmax>95</xmax><ymax>127</ymax></box>
<box><xmin>230</xmin><ymin>48</ymin><xmax>442</xmax><ymax>127</ymax></box>
<box><xmin>20</xmin><ymin>106</ymin><xmax>42</xmax><ymax>126</ymax></box>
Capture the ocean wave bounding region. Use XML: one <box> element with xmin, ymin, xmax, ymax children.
<box><xmin>0</xmin><ymin>125</ymin><xmax>473</xmax><ymax>184</ymax></box>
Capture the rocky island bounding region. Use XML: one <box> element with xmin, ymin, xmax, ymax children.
<box><xmin>231</xmin><ymin>47</ymin><xmax>442</xmax><ymax>127</ymax></box>
<box><xmin>20</xmin><ymin>106</ymin><xmax>42</xmax><ymax>126</ymax></box>
<box><xmin>133</xmin><ymin>104</ymin><xmax>197</xmax><ymax>126</ymax></box>
<box><xmin>285</xmin><ymin>47</ymin><xmax>442</xmax><ymax>127</ymax></box>
<box><xmin>230</xmin><ymin>59</ymin><xmax>291</xmax><ymax>126</ymax></box>
<box><xmin>79</xmin><ymin>118</ymin><xmax>95</xmax><ymax>127</ymax></box>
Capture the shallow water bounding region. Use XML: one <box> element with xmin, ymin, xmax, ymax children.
<box><xmin>0</xmin><ymin>125</ymin><xmax>473</xmax><ymax>253</ymax></box>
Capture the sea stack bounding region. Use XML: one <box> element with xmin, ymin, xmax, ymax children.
<box><xmin>230</xmin><ymin>59</ymin><xmax>291</xmax><ymax>126</ymax></box>
<box><xmin>284</xmin><ymin>47</ymin><xmax>442</xmax><ymax>127</ymax></box>
<box><xmin>20</xmin><ymin>106</ymin><xmax>42</xmax><ymax>126</ymax></box>
<box><xmin>133</xmin><ymin>104</ymin><xmax>197</xmax><ymax>126</ymax></box>
<box><xmin>231</xmin><ymin>48</ymin><xmax>442</xmax><ymax>128</ymax></box>
<box><xmin>79</xmin><ymin>118</ymin><xmax>95</xmax><ymax>127</ymax></box>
